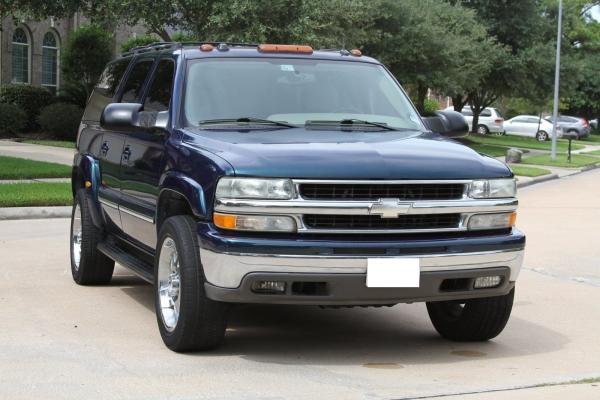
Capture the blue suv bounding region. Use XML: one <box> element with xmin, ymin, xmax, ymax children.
<box><xmin>70</xmin><ymin>42</ymin><xmax>524</xmax><ymax>352</ymax></box>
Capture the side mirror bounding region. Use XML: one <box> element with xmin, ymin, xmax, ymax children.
<box><xmin>100</xmin><ymin>103</ymin><xmax>143</xmax><ymax>131</ymax></box>
<box><xmin>422</xmin><ymin>110</ymin><xmax>469</xmax><ymax>138</ymax></box>
<box><xmin>100</xmin><ymin>103</ymin><xmax>169</xmax><ymax>131</ymax></box>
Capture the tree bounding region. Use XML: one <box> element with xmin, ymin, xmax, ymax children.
<box><xmin>364</xmin><ymin>0</ymin><xmax>493</xmax><ymax>113</ymax></box>
<box><xmin>61</xmin><ymin>25</ymin><xmax>112</xmax><ymax>99</ymax></box>
<box><xmin>449</xmin><ymin>0</ymin><xmax>559</xmax><ymax>132</ymax></box>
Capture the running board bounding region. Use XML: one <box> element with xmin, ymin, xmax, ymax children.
<box><xmin>97</xmin><ymin>241</ymin><xmax>154</xmax><ymax>283</ymax></box>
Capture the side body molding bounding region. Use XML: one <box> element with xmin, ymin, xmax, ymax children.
<box><xmin>159</xmin><ymin>171</ymin><xmax>209</xmax><ymax>220</ymax></box>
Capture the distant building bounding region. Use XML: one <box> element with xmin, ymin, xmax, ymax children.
<box><xmin>0</xmin><ymin>14</ymin><xmax>146</xmax><ymax>94</ymax></box>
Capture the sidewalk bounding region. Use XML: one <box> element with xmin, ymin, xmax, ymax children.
<box><xmin>0</xmin><ymin>140</ymin><xmax>74</xmax><ymax>165</ymax></box>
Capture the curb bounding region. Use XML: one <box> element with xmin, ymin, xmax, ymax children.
<box><xmin>516</xmin><ymin>173</ymin><xmax>559</xmax><ymax>188</ymax></box>
<box><xmin>0</xmin><ymin>206</ymin><xmax>71</xmax><ymax>220</ymax></box>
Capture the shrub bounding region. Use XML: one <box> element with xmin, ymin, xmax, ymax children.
<box><xmin>38</xmin><ymin>103</ymin><xmax>83</xmax><ymax>140</ymax></box>
<box><xmin>171</xmin><ymin>32</ymin><xmax>199</xmax><ymax>42</ymax></box>
<box><xmin>62</xmin><ymin>25</ymin><xmax>112</xmax><ymax>98</ymax></box>
<box><xmin>422</xmin><ymin>98</ymin><xmax>440</xmax><ymax>116</ymax></box>
<box><xmin>0</xmin><ymin>84</ymin><xmax>53</xmax><ymax>131</ymax></box>
<box><xmin>0</xmin><ymin>103</ymin><xmax>27</xmax><ymax>138</ymax></box>
<box><xmin>121</xmin><ymin>35</ymin><xmax>161</xmax><ymax>52</ymax></box>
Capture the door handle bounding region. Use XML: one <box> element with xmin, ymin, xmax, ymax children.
<box><xmin>122</xmin><ymin>146</ymin><xmax>132</xmax><ymax>163</ymax></box>
<box><xmin>101</xmin><ymin>141</ymin><xmax>109</xmax><ymax>155</ymax></box>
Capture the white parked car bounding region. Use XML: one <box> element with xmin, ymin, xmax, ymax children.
<box><xmin>504</xmin><ymin>115</ymin><xmax>563</xmax><ymax>141</ymax></box>
<box><xmin>445</xmin><ymin>106</ymin><xmax>504</xmax><ymax>135</ymax></box>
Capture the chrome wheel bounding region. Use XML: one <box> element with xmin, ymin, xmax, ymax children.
<box><xmin>158</xmin><ymin>237</ymin><xmax>181</xmax><ymax>332</ymax></box>
<box><xmin>477</xmin><ymin>125</ymin><xmax>489</xmax><ymax>135</ymax></box>
<box><xmin>71</xmin><ymin>204</ymin><xmax>82</xmax><ymax>271</ymax></box>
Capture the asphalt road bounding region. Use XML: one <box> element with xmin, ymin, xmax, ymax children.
<box><xmin>1</xmin><ymin>170</ymin><xmax>599</xmax><ymax>399</ymax></box>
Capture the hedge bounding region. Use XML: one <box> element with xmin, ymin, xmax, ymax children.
<box><xmin>0</xmin><ymin>84</ymin><xmax>53</xmax><ymax>131</ymax></box>
<box><xmin>0</xmin><ymin>103</ymin><xmax>27</xmax><ymax>137</ymax></box>
<box><xmin>38</xmin><ymin>102</ymin><xmax>84</xmax><ymax>140</ymax></box>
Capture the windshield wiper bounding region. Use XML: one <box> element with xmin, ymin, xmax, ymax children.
<box><xmin>305</xmin><ymin>119</ymin><xmax>399</xmax><ymax>131</ymax></box>
<box><xmin>198</xmin><ymin>117</ymin><xmax>296</xmax><ymax>129</ymax></box>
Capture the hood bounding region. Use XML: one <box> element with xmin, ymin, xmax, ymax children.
<box><xmin>182</xmin><ymin>128</ymin><xmax>512</xmax><ymax>180</ymax></box>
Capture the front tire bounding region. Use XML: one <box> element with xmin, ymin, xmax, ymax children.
<box><xmin>426</xmin><ymin>288</ymin><xmax>515</xmax><ymax>341</ymax></box>
<box><xmin>155</xmin><ymin>215</ymin><xmax>229</xmax><ymax>352</ymax></box>
<box><xmin>70</xmin><ymin>189</ymin><xmax>114</xmax><ymax>285</ymax></box>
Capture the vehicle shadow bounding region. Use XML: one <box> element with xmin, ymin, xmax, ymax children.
<box><xmin>116</xmin><ymin>274</ymin><xmax>568</xmax><ymax>366</ymax></box>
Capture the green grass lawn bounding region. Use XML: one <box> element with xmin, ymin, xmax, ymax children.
<box><xmin>467</xmin><ymin>144</ymin><xmax>508</xmax><ymax>157</ymax></box>
<box><xmin>0</xmin><ymin>182</ymin><xmax>72</xmax><ymax>207</ymax></box>
<box><xmin>510</xmin><ymin>165</ymin><xmax>552</xmax><ymax>177</ymax></box>
<box><xmin>521</xmin><ymin>153</ymin><xmax>600</xmax><ymax>168</ymax></box>
<box><xmin>581</xmin><ymin>134</ymin><xmax>600</xmax><ymax>144</ymax></box>
<box><xmin>581</xmin><ymin>149</ymin><xmax>600</xmax><ymax>156</ymax></box>
<box><xmin>0</xmin><ymin>156</ymin><xmax>71</xmax><ymax>180</ymax></box>
<box><xmin>465</xmin><ymin>134</ymin><xmax>584</xmax><ymax>152</ymax></box>
<box><xmin>21</xmin><ymin>139</ymin><xmax>76</xmax><ymax>148</ymax></box>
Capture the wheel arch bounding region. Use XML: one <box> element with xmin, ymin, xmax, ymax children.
<box><xmin>156</xmin><ymin>171</ymin><xmax>209</xmax><ymax>230</ymax></box>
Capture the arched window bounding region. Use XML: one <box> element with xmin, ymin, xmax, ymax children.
<box><xmin>11</xmin><ymin>28</ymin><xmax>30</xmax><ymax>83</ymax></box>
<box><xmin>42</xmin><ymin>32</ymin><xmax>59</xmax><ymax>94</ymax></box>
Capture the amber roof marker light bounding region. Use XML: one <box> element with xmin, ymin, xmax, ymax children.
<box><xmin>200</xmin><ymin>43</ymin><xmax>214</xmax><ymax>52</ymax></box>
<box><xmin>350</xmin><ymin>49</ymin><xmax>362</xmax><ymax>57</ymax></box>
<box><xmin>258</xmin><ymin>44</ymin><xmax>313</xmax><ymax>54</ymax></box>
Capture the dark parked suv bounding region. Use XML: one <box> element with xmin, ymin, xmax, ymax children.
<box><xmin>71</xmin><ymin>42</ymin><xmax>525</xmax><ymax>352</ymax></box>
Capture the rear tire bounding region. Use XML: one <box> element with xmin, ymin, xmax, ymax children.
<box><xmin>476</xmin><ymin>124</ymin><xmax>489</xmax><ymax>135</ymax></box>
<box><xmin>155</xmin><ymin>215</ymin><xmax>229</xmax><ymax>352</ymax></box>
<box><xmin>426</xmin><ymin>288</ymin><xmax>515</xmax><ymax>341</ymax></box>
<box><xmin>70</xmin><ymin>189</ymin><xmax>115</xmax><ymax>285</ymax></box>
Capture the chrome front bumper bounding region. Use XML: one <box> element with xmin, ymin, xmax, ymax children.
<box><xmin>200</xmin><ymin>248</ymin><xmax>524</xmax><ymax>289</ymax></box>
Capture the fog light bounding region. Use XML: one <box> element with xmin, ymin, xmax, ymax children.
<box><xmin>251</xmin><ymin>280</ymin><xmax>286</xmax><ymax>294</ymax></box>
<box><xmin>474</xmin><ymin>276</ymin><xmax>502</xmax><ymax>289</ymax></box>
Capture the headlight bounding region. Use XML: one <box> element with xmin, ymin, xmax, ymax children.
<box><xmin>469</xmin><ymin>179</ymin><xmax>516</xmax><ymax>199</ymax></box>
<box><xmin>215</xmin><ymin>177</ymin><xmax>294</xmax><ymax>200</ymax></box>
<box><xmin>213</xmin><ymin>212</ymin><xmax>296</xmax><ymax>232</ymax></box>
<box><xmin>468</xmin><ymin>212</ymin><xmax>516</xmax><ymax>230</ymax></box>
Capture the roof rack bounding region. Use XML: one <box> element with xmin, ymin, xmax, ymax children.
<box><xmin>120</xmin><ymin>41</ymin><xmax>259</xmax><ymax>57</ymax></box>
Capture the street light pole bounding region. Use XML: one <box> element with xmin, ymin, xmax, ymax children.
<box><xmin>551</xmin><ymin>0</ymin><xmax>563</xmax><ymax>160</ymax></box>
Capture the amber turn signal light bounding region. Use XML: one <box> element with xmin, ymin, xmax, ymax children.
<box><xmin>213</xmin><ymin>213</ymin><xmax>237</xmax><ymax>229</ymax></box>
<box><xmin>509</xmin><ymin>212</ymin><xmax>517</xmax><ymax>227</ymax></box>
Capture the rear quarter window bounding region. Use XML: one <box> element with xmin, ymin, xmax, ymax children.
<box><xmin>83</xmin><ymin>58</ymin><xmax>131</xmax><ymax>122</ymax></box>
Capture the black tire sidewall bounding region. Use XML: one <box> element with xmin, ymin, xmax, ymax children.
<box><xmin>154</xmin><ymin>215</ymin><xmax>228</xmax><ymax>351</ymax></box>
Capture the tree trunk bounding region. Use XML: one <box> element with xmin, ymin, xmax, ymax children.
<box><xmin>416</xmin><ymin>83</ymin><xmax>428</xmax><ymax>115</ymax></box>
<box><xmin>451</xmin><ymin>95</ymin><xmax>469</xmax><ymax>112</ymax></box>
<box><xmin>153</xmin><ymin>27</ymin><xmax>172</xmax><ymax>42</ymax></box>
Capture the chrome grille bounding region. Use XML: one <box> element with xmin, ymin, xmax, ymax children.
<box><xmin>299</xmin><ymin>183</ymin><xmax>465</xmax><ymax>201</ymax></box>
<box><xmin>303</xmin><ymin>214</ymin><xmax>461</xmax><ymax>230</ymax></box>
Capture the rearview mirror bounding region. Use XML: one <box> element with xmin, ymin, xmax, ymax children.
<box><xmin>421</xmin><ymin>110</ymin><xmax>469</xmax><ymax>138</ymax></box>
<box><xmin>100</xmin><ymin>103</ymin><xmax>168</xmax><ymax>131</ymax></box>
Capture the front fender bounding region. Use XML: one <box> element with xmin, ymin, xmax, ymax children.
<box><xmin>159</xmin><ymin>171</ymin><xmax>209</xmax><ymax>220</ymax></box>
<box><xmin>73</xmin><ymin>154</ymin><xmax>103</xmax><ymax>228</ymax></box>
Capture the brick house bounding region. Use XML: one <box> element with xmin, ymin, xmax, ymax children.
<box><xmin>0</xmin><ymin>14</ymin><xmax>146</xmax><ymax>94</ymax></box>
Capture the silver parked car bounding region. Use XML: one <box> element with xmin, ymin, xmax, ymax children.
<box><xmin>445</xmin><ymin>106</ymin><xmax>504</xmax><ymax>135</ymax></box>
<box><xmin>545</xmin><ymin>115</ymin><xmax>590</xmax><ymax>139</ymax></box>
<box><xmin>504</xmin><ymin>115</ymin><xmax>563</xmax><ymax>141</ymax></box>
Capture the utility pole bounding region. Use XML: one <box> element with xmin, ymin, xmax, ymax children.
<box><xmin>551</xmin><ymin>0</ymin><xmax>563</xmax><ymax>160</ymax></box>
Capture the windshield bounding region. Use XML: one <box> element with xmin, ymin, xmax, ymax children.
<box><xmin>183</xmin><ymin>58</ymin><xmax>423</xmax><ymax>130</ymax></box>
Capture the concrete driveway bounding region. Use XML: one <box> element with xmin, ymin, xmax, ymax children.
<box><xmin>1</xmin><ymin>170</ymin><xmax>599</xmax><ymax>399</ymax></box>
<box><xmin>0</xmin><ymin>140</ymin><xmax>74</xmax><ymax>165</ymax></box>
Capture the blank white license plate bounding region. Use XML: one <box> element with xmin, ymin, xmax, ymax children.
<box><xmin>366</xmin><ymin>258</ymin><xmax>420</xmax><ymax>288</ymax></box>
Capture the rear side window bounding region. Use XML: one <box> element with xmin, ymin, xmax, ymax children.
<box><xmin>461</xmin><ymin>108</ymin><xmax>473</xmax><ymax>116</ymax></box>
<box><xmin>120</xmin><ymin>59</ymin><xmax>154</xmax><ymax>102</ymax></box>
<box><xmin>144</xmin><ymin>59</ymin><xmax>175</xmax><ymax>112</ymax></box>
<box><xmin>480</xmin><ymin>109</ymin><xmax>492</xmax><ymax>117</ymax></box>
<box><xmin>96</xmin><ymin>58</ymin><xmax>131</xmax><ymax>98</ymax></box>
<box><xmin>83</xmin><ymin>58</ymin><xmax>131</xmax><ymax>122</ymax></box>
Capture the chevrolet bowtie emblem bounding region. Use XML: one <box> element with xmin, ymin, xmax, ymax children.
<box><xmin>369</xmin><ymin>199</ymin><xmax>412</xmax><ymax>218</ymax></box>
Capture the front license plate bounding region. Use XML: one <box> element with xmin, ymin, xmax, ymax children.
<box><xmin>366</xmin><ymin>258</ymin><xmax>420</xmax><ymax>288</ymax></box>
